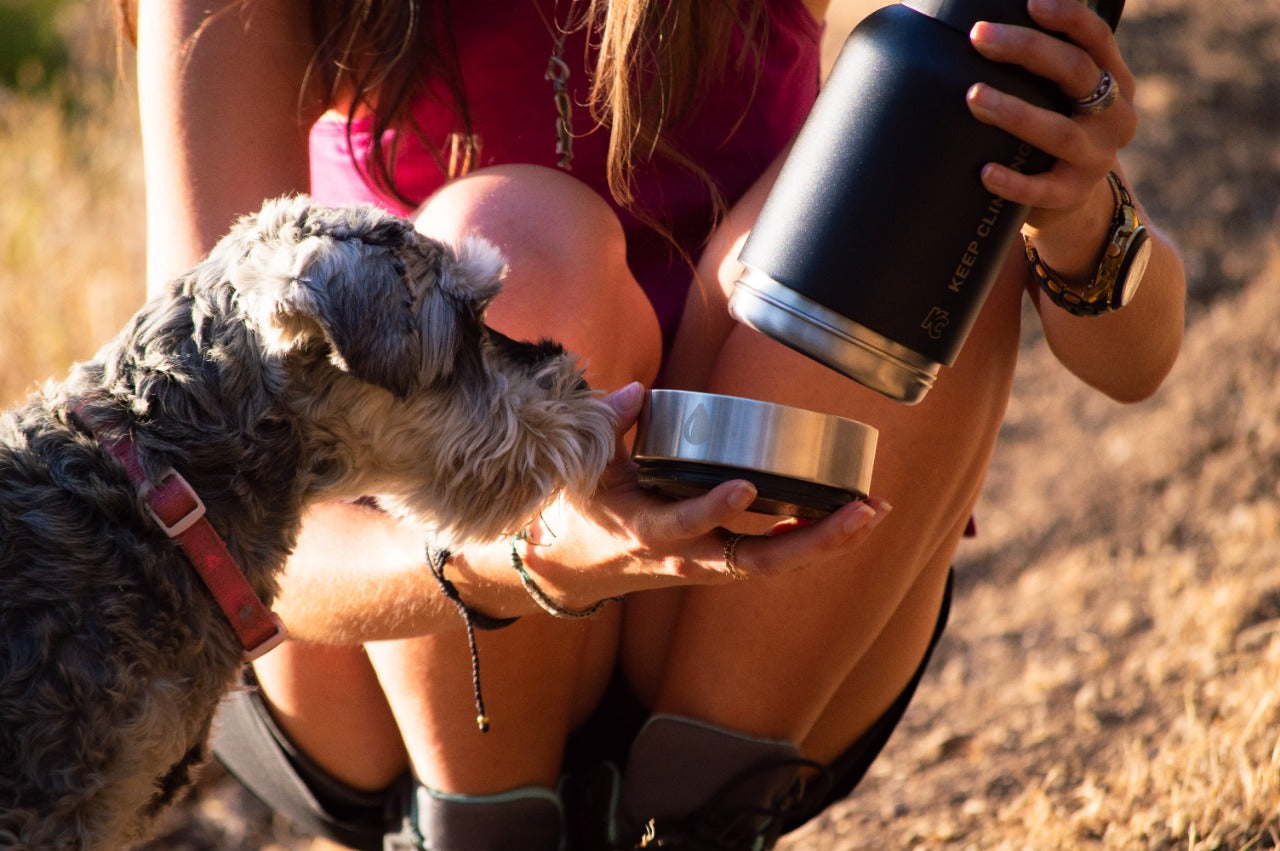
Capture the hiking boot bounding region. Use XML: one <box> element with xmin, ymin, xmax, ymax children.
<box><xmin>609</xmin><ymin>714</ymin><xmax>830</xmax><ymax>850</ymax></box>
<box><xmin>392</xmin><ymin>782</ymin><xmax>564</xmax><ymax>851</ymax></box>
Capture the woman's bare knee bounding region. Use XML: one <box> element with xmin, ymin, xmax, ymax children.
<box><xmin>413</xmin><ymin>165</ymin><xmax>661</xmax><ymax>388</ymax></box>
<box><xmin>413</xmin><ymin>165</ymin><xmax>627</xmax><ymax>274</ymax></box>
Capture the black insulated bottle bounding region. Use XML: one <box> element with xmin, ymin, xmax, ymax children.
<box><xmin>730</xmin><ymin>0</ymin><xmax>1124</xmax><ymax>403</ymax></box>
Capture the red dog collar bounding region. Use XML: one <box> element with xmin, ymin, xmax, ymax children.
<box><xmin>74</xmin><ymin>407</ymin><xmax>287</xmax><ymax>660</ymax></box>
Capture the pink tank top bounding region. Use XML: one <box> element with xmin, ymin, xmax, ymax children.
<box><xmin>309</xmin><ymin>1</ymin><xmax>822</xmax><ymax>347</ymax></box>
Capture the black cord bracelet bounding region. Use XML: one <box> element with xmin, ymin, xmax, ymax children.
<box><xmin>425</xmin><ymin>545</ymin><xmax>518</xmax><ymax>733</ymax></box>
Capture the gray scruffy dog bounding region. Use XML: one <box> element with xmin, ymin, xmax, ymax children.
<box><xmin>0</xmin><ymin>196</ymin><xmax>615</xmax><ymax>848</ymax></box>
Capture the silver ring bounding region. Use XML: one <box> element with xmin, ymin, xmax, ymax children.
<box><xmin>1073</xmin><ymin>70</ymin><xmax>1118</xmax><ymax>116</ymax></box>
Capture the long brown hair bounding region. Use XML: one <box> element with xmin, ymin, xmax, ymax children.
<box><xmin>114</xmin><ymin>0</ymin><xmax>769</xmax><ymax>218</ymax></box>
<box><xmin>579</xmin><ymin>0</ymin><xmax>767</xmax><ymax>214</ymax></box>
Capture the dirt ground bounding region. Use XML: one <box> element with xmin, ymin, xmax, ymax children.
<box><xmin>139</xmin><ymin>0</ymin><xmax>1280</xmax><ymax>848</ymax></box>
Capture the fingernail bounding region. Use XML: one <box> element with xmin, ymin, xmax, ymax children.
<box><xmin>606</xmin><ymin>381</ymin><xmax>643</xmax><ymax>415</ymax></box>
<box><xmin>866</xmin><ymin>497</ymin><xmax>893</xmax><ymax>514</ymax></box>
<box><xmin>979</xmin><ymin>163</ymin><xmax>1008</xmax><ymax>193</ymax></box>
<box><xmin>728</xmin><ymin>482</ymin><xmax>756</xmax><ymax>512</ymax></box>
<box><xmin>969</xmin><ymin>21</ymin><xmax>1002</xmax><ymax>43</ymax></box>
<box><xmin>967</xmin><ymin>83</ymin><xmax>1000</xmax><ymax>119</ymax></box>
<box><xmin>844</xmin><ymin>501</ymin><xmax>889</xmax><ymax>536</ymax></box>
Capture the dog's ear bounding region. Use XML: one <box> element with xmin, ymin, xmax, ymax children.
<box><xmin>411</xmin><ymin>235</ymin><xmax>508</xmax><ymax>381</ymax></box>
<box><xmin>227</xmin><ymin>197</ymin><xmax>463</xmax><ymax>397</ymax></box>
<box><xmin>444</xmin><ymin>235</ymin><xmax>506</xmax><ymax>316</ymax></box>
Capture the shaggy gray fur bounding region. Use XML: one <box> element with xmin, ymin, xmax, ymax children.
<box><xmin>0</xmin><ymin>196</ymin><xmax>615</xmax><ymax>849</ymax></box>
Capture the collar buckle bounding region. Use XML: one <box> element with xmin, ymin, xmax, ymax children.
<box><xmin>140</xmin><ymin>468</ymin><xmax>207</xmax><ymax>538</ymax></box>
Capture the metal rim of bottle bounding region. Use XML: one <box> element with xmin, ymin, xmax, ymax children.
<box><xmin>729</xmin><ymin>268</ymin><xmax>940</xmax><ymax>404</ymax></box>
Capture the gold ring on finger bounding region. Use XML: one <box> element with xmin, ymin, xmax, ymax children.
<box><xmin>722</xmin><ymin>532</ymin><xmax>749</xmax><ymax>581</ymax></box>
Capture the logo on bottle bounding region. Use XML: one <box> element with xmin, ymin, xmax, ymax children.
<box><xmin>921</xmin><ymin>307</ymin><xmax>950</xmax><ymax>340</ymax></box>
<box><xmin>682</xmin><ymin>404</ymin><xmax>712</xmax><ymax>445</ymax></box>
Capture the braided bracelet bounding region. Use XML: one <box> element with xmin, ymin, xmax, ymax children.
<box><xmin>425</xmin><ymin>546</ymin><xmax>518</xmax><ymax>733</ymax></box>
<box><xmin>510</xmin><ymin>533</ymin><xmax>621</xmax><ymax>619</ymax></box>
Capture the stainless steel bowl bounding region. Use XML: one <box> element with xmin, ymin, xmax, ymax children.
<box><xmin>632</xmin><ymin>389</ymin><xmax>877</xmax><ymax>519</ymax></box>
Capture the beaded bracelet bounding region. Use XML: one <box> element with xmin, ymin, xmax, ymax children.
<box><xmin>510</xmin><ymin>532</ymin><xmax>621</xmax><ymax>619</ymax></box>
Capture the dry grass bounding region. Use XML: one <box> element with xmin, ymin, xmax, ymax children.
<box><xmin>0</xmin><ymin>2</ymin><xmax>144</xmax><ymax>409</ymax></box>
<box><xmin>6</xmin><ymin>2</ymin><xmax>1280</xmax><ymax>850</ymax></box>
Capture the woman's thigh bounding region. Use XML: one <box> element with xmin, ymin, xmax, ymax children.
<box><xmin>625</xmin><ymin>329</ymin><xmax>996</xmax><ymax>743</ymax></box>
<box><xmin>250</xmin><ymin>641</ymin><xmax>409</xmax><ymax>791</ymax></box>
<box><xmin>356</xmin><ymin>166</ymin><xmax>664</xmax><ymax>792</ymax></box>
<box><xmin>628</xmin><ymin>203</ymin><xmax>1026</xmax><ymax>752</ymax></box>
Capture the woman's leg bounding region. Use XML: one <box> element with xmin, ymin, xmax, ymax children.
<box><xmin>639</xmin><ymin>326</ymin><xmax>1007</xmax><ymax>742</ymax></box>
<box><xmin>415</xmin><ymin>164</ymin><xmax>662</xmax><ymax>395</ymax></box>
<box><xmin>249</xmin><ymin>643</ymin><xmax>408</xmax><ymax>791</ymax></box>
<box><xmin>367</xmin><ymin>165</ymin><xmax>659</xmax><ymax>794</ymax></box>
<box><xmin>247</xmin><ymin>165</ymin><xmax>662</xmax><ymax>846</ymax></box>
<box><xmin>618</xmin><ymin>166</ymin><xmax>1027</xmax><ymax>843</ymax></box>
<box><xmin>389</xmin><ymin>166</ymin><xmax>659</xmax><ymax>779</ymax></box>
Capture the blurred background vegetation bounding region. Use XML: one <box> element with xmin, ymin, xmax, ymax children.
<box><xmin>0</xmin><ymin>0</ymin><xmax>145</xmax><ymax>407</ymax></box>
<box><xmin>0</xmin><ymin>0</ymin><xmax>70</xmax><ymax>94</ymax></box>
